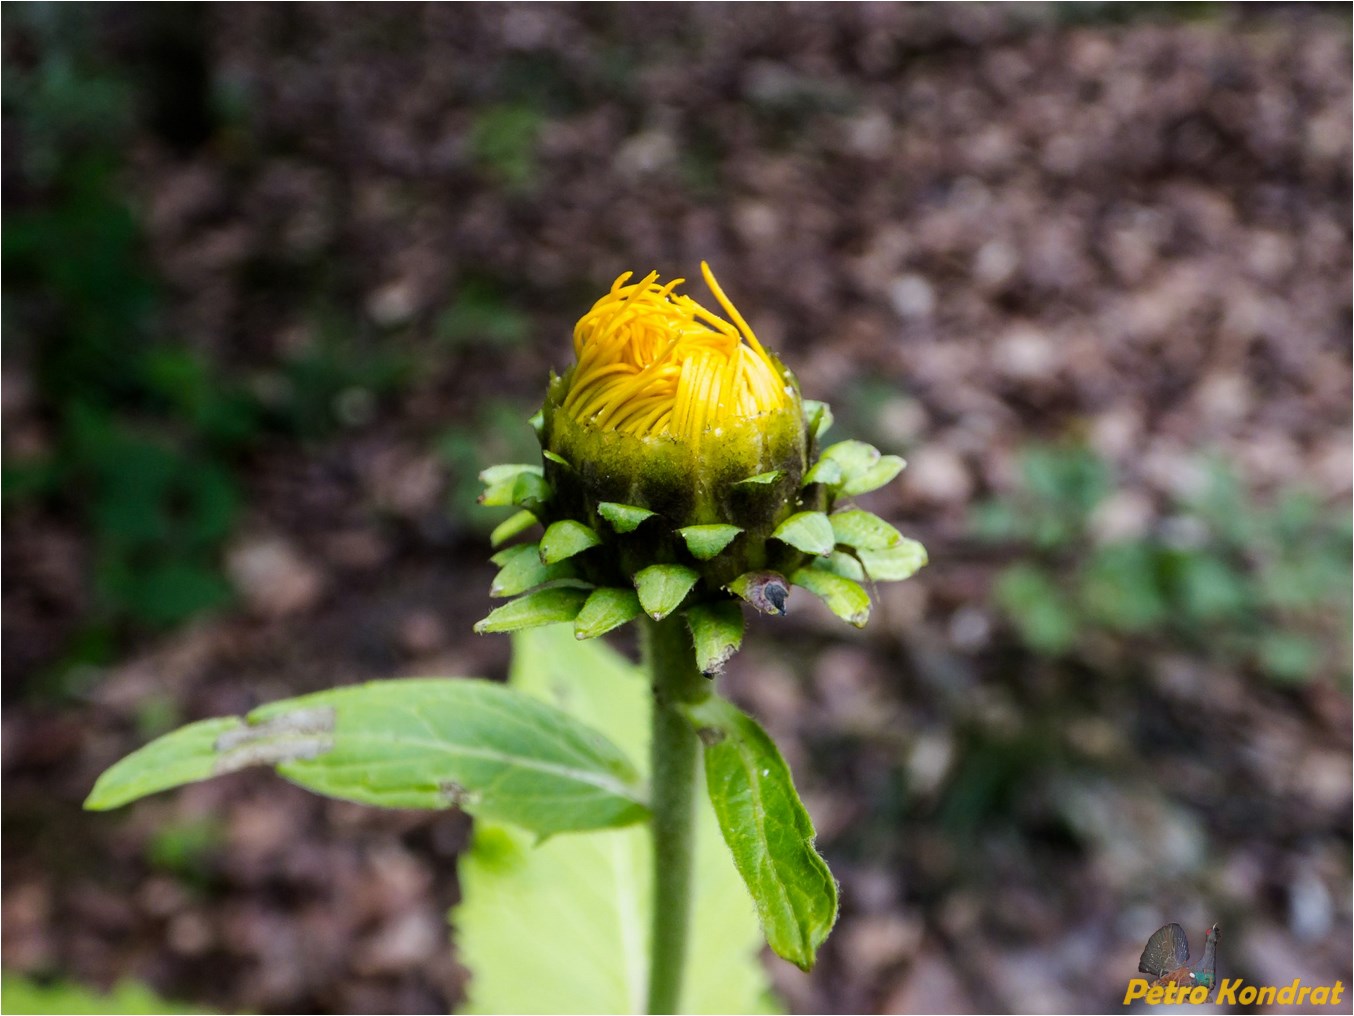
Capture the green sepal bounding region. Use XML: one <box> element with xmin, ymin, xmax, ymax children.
<box><xmin>540</xmin><ymin>519</ymin><xmax>602</xmax><ymax>564</ymax></box>
<box><xmin>512</xmin><ymin>472</ymin><xmax>552</xmax><ymax>513</ymax></box>
<box><xmin>574</xmin><ymin>587</ymin><xmax>643</xmax><ymax>640</ymax></box>
<box><xmin>686</xmin><ymin>601</ymin><xmax>745</xmax><ymax>675</ymax></box>
<box><xmin>633</xmin><ymin>564</ymin><xmax>700</xmax><ymax>620</ymax></box>
<box><xmin>814</xmin><ymin>551</ymin><xmax>865</xmax><ymax>582</ymax></box>
<box><xmin>803</xmin><ymin>458</ymin><xmax>843</xmax><ymax>487</ymax></box>
<box><xmin>772</xmin><ymin>511</ymin><xmax>835</xmax><ymax>556</ymax></box>
<box><xmin>680</xmin><ymin>696</ymin><xmax>838</xmax><ymax>971</ymax></box>
<box><xmin>803</xmin><ymin>400</ymin><xmax>833</xmax><ymax>441</ymax></box>
<box><xmin>528</xmin><ymin>409</ymin><xmax>545</xmax><ymax>437</ymax></box>
<box><xmin>829</xmin><ymin>509</ymin><xmax>902</xmax><ymax>550</ymax></box>
<box><xmin>480</xmin><ymin>464</ymin><xmax>544</xmax><ymax>506</ymax></box>
<box><xmin>856</xmin><ymin>539</ymin><xmax>928</xmax><ymax>581</ymax></box>
<box><xmin>677</xmin><ymin>524</ymin><xmax>743</xmax><ymax>561</ymax></box>
<box><xmin>728</xmin><ymin>571</ymin><xmax>790</xmax><ymax>616</ymax></box>
<box><xmin>474</xmin><ymin>588</ymin><xmax>591</xmax><ymax>634</ymax></box>
<box><xmin>818</xmin><ymin>441</ymin><xmax>906</xmax><ymax>496</ymax></box>
<box><xmin>543</xmin><ymin>450</ymin><xmax>571</xmax><ymax>468</ymax></box>
<box><xmin>791</xmin><ymin>567</ymin><xmax>871</xmax><ymax>627</ymax></box>
<box><xmin>490</xmin><ymin>544</ymin><xmax>575</xmax><ymax>598</ymax></box>
<box><xmin>843</xmin><ymin>455</ymin><xmax>905</xmax><ymax>497</ymax></box>
<box><xmin>733</xmin><ymin>470</ymin><xmax>783</xmax><ymax>488</ymax></box>
<box><xmin>490</xmin><ymin>510</ymin><xmax>538</xmax><ymax>548</ymax></box>
<box><xmin>597</xmin><ymin>501</ymin><xmax>657</xmax><ymax>534</ymax></box>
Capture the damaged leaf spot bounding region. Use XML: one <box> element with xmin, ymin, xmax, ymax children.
<box><xmin>440</xmin><ymin>780</ymin><xmax>483</xmax><ymax>808</ymax></box>
<box><xmin>213</xmin><ymin>706</ymin><xmax>336</xmax><ymax>775</ymax></box>
<box><xmin>696</xmin><ymin>726</ymin><xmax>726</xmax><ymax>747</ymax></box>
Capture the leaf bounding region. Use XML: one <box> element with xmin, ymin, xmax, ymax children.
<box><xmin>686</xmin><ymin>601</ymin><xmax>745</xmax><ymax>675</ymax></box>
<box><xmin>540</xmin><ymin>519</ymin><xmax>602</xmax><ymax>564</ymax></box>
<box><xmin>634</xmin><ymin>564</ymin><xmax>700</xmax><ymax>620</ymax></box>
<box><xmin>856</xmin><ymin>539</ymin><xmax>928</xmax><ymax>582</ymax></box>
<box><xmin>474</xmin><ymin>587</ymin><xmax>590</xmax><ymax>633</ymax></box>
<box><xmin>490</xmin><ymin>509</ymin><xmax>538</xmax><ymax>548</ymax></box>
<box><xmin>490</xmin><ymin>543</ymin><xmax>574</xmax><ymax>598</ymax></box>
<box><xmin>828</xmin><ymin>509</ymin><xmax>901</xmax><ymax>550</ymax></box>
<box><xmin>681</xmin><ymin>696</ymin><xmax>837</xmax><ymax>972</ymax></box>
<box><xmin>677</xmin><ymin>524</ymin><xmax>743</xmax><ymax>561</ymax></box>
<box><xmin>772</xmin><ymin>511</ymin><xmax>835</xmax><ymax>556</ymax></box>
<box><xmin>597</xmin><ymin>501</ymin><xmax>657</xmax><ymax>534</ymax></box>
<box><xmin>574</xmin><ymin>587</ymin><xmax>643</xmax><ymax>640</ymax></box>
<box><xmin>83</xmin><ymin>717</ymin><xmax>243</xmax><ymax>812</ymax></box>
<box><xmin>455</xmin><ymin>628</ymin><xmax>776</xmax><ymax>1015</ymax></box>
<box><xmin>87</xmin><ymin>678</ymin><xmax>648</xmax><ymax>836</ymax></box>
<box><xmin>791</xmin><ymin>567</ymin><xmax>871</xmax><ymax>627</ymax></box>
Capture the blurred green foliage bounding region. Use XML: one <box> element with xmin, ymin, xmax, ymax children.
<box><xmin>3</xmin><ymin>9</ymin><xmax>258</xmax><ymax>661</ymax></box>
<box><xmin>468</xmin><ymin>103</ymin><xmax>544</xmax><ymax>191</ymax></box>
<box><xmin>0</xmin><ymin>973</ymin><xmax>206</xmax><ymax>1015</ymax></box>
<box><xmin>973</xmin><ymin>444</ymin><xmax>1352</xmax><ymax>685</ymax></box>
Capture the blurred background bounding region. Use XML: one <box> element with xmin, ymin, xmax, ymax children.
<box><xmin>3</xmin><ymin>3</ymin><xmax>1350</xmax><ymax>1013</ymax></box>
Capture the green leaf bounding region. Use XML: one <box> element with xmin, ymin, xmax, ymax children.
<box><xmin>543</xmin><ymin>450</ymin><xmax>571</xmax><ymax>468</ymax></box>
<box><xmin>772</xmin><ymin>511</ymin><xmax>835</xmax><ymax>556</ymax></box>
<box><xmin>490</xmin><ymin>509</ymin><xmax>538</xmax><ymax>548</ymax></box>
<box><xmin>455</xmin><ymin>628</ymin><xmax>776</xmax><ymax>1015</ymax></box>
<box><xmin>83</xmin><ymin>717</ymin><xmax>243</xmax><ymax>812</ymax></box>
<box><xmin>87</xmin><ymin>678</ymin><xmax>647</xmax><ymax>836</ymax></box>
<box><xmin>802</xmin><ymin>399</ymin><xmax>833</xmax><ymax>440</ymax></box>
<box><xmin>634</xmin><ymin>564</ymin><xmax>700</xmax><ymax>620</ymax></box>
<box><xmin>734</xmin><ymin>470</ymin><xmax>783</xmax><ymax>487</ymax></box>
<box><xmin>540</xmin><ymin>519</ymin><xmax>602</xmax><ymax>564</ymax></box>
<box><xmin>574</xmin><ymin>587</ymin><xmax>643</xmax><ymax>640</ymax></box>
<box><xmin>856</xmin><ymin>539</ymin><xmax>927</xmax><ymax>582</ymax></box>
<box><xmin>474</xmin><ymin>587</ymin><xmax>590</xmax><ymax>633</ymax></box>
<box><xmin>597</xmin><ymin>501</ymin><xmax>657</xmax><ymax>533</ymax></box>
<box><xmin>479</xmin><ymin>463</ymin><xmax>543</xmax><ymax>506</ymax></box>
<box><xmin>490</xmin><ymin>543</ymin><xmax>574</xmax><ymax>598</ymax></box>
<box><xmin>681</xmin><ymin>696</ymin><xmax>837</xmax><ymax>972</ymax></box>
<box><xmin>686</xmin><ymin>601</ymin><xmax>745</xmax><ymax>675</ymax></box>
<box><xmin>829</xmin><ymin>510</ymin><xmax>901</xmax><ymax>550</ymax></box>
<box><xmin>677</xmin><ymin>524</ymin><xmax>743</xmax><ymax>561</ymax></box>
<box><xmin>791</xmin><ymin>567</ymin><xmax>871</xmax><ymax>627</ymax></box>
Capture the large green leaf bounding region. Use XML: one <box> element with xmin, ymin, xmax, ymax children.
<box><xmin>455</xmin><ymin>628</ymin><xmax>777</xmax><ymax>1015</ymax></box>
<box><xmin>681</xmin><ymin>696</ymin><xmax>838</xmax><ymax>972</ymax></box>
<box><xmin>86</xmin><ymin>679</ymin><xmax>647</xmax><ymax>837</ymax></box>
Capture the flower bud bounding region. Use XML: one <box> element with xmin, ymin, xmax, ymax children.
<box><xmin>476</xmin><ymin>264</ymin><xmax>927</xmax><ymax>673</ymax></box>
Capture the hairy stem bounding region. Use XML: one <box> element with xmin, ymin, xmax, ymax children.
<box><xmin>644</xmin><ymin>615</ymin><xmax>710</xmax><ymax>1015</ymax></box>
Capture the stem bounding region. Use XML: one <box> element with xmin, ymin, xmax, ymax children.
<box><xmin>644</xmin><ymin>615</ymin><xmax>710</xmax><ymax>1015</ymax></box>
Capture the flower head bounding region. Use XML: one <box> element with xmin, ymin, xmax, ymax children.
<box><xmin>561</xmin><ymin>264</ymin><xmax>791</xmax><ymax>448</ymax></box>
<box><xmin>475</xmin><ymin>265</ymin><xmax>927</xmax><ymax>674</ymax></box>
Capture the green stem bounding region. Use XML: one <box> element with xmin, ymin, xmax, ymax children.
<box><xmin>644</xmin><ymin>615</ymin><xmax>710</xmax><ymax>1015</ymax></box>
